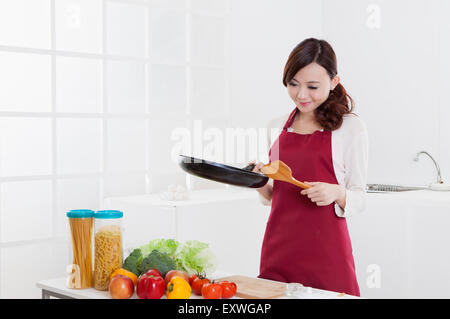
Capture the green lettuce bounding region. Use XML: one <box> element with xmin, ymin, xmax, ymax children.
<box><xmin>175</xmin><ymin>240</ymin><xmax>218</xmax><ymax>276</ymax></box>
<box><xmin>130</xmin><ymin>238</ymin><xmax>218</xmax><ymax>277</ymax></box>
<box><xmin>139</xmin><ymin>238</ymin><xmax>180</xmax><ymax>258</ymax></box>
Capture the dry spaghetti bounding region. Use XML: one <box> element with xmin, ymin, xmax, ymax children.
<box><xmin>94</xmin><ymin>225</ymin><xmax>122</xmax><ymax>290</ymax></box>
<box><xmin>68</xmin><ymin>217</ymin><xmax>94</xmax><ymax>289</ymax></box>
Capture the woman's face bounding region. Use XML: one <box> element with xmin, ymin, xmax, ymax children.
<box><xmin>287</xmin><ymin>62</ymin><xmax>340</xmax><ymax>115</ymax></box>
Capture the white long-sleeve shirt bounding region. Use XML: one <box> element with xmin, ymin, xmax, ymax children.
<box><xmin>259</xmin><ymin>112</ymin><xmax>369</xmax><ymax>218</ymax></box>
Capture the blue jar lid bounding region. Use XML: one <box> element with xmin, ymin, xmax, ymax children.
<box><xmin>95</xmin><ymin>210</ymin><xmax>123</xmax><ymax>219</ymax></box>
<box><xmin>67</xmin><ymin>209</ymin><xmax>95</xmax><ymax>218</ymax></box>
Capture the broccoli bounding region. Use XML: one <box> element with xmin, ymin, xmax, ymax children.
<box><xmin>122</xmin><ymin>248</ymin><xmax>144</xmax><ymax>276</ymax></box>
<box><xmin>140</xmin><ymin>249</ymin><xmax>176</xmax><ymax>277</ymax></box>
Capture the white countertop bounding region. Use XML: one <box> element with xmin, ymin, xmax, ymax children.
<box><xmin>104</xmin><ymin>187</ymin><xmax>260</xmax><ymax>208</ymax></box>
<box><xmin>105</xmin><ymin>187</ymin><xmax>450</xmax><ymax>208</ymax></box>
<box><xmin>366</xmin><ymin>189</ymin><xmax>450</xmax><ymax>206</ymax></box>
<box><xmin>36</xmin><ymin>270</ymin><xmax>359</xmax><ymax>299</ymax></box>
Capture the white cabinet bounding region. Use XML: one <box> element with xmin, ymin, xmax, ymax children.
<box><xmin>104</xmin><ymin>188</ymin><xmax>271</xmax><ymax>277</ymax></box>
<box><xmin>347</xmin><ymin>191</ymin><xmax>450</xmax><ymax>298</ymax></box>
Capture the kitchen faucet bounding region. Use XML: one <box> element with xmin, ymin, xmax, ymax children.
<box><xmin>413</xmin><ymin>151</ymin><xmax>443</xmax><ymax>184</ymax></box>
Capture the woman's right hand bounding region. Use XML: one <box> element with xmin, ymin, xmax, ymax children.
<box><xmin>248</xmin><ymin>160</ymin><xmax>273</xmax><ymax>202</ymax></box>
<box><xmin>248</xmin><ymin>160</ymin><xmax>265</xmax><ymax>174</ymax></box>
<box><xmin>248</xmin><ymin>160</ymin><xmax>272</xmax><ymax>194</ymax></box>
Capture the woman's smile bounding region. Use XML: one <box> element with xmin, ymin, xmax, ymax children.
<box><xmin>287</xmin><ymin>62</ymin><xmax>339</xmax><ymax>112</ymax></box>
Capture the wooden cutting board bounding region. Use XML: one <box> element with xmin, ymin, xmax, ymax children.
<box><xmin>215</xmin><ymin>275</ymin><xmax>286</xmax><ymax>299</ymax></box>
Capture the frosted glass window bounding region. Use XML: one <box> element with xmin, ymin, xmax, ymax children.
<box><xmin>55</xmin><ymin>177</ymin><xmax>100</xmax><ymax>237</ymax></box>
<box><xmin>55</xmin><ymin>0</ymin><xmax>102</xmax><ymax>53</ymax></box>
<box><xmin>106</xmin><ymin>119</ymin><xmax>146</xmax><ymax>172</ymax></box>
<box><xmin>0</xmin><ymin>0</ymin><xmax>51</xmax><ymax>49</ymax></box>
<box><xmin>0</xmin><ymin>118</ymin><xmax>52</xmax><ymax>177</ymax></box>
<box><xmin>106</xmin><ymin>2</ymin><xmax>147</xmax><ymax>57</ymax></box>
<box><xmin>0</xmin><ymin>52</ymin><xmax>51</xmax><ymax>112</ymax></box>
<box><xmin>190</xmin><ymin>67</ymin><xmax>226</xmax><ymax>117</ymax></box>
<box><xmin>56</xmin><ymin>56</ymin><xmax>102</xmax><ymax>113</ymax></box>
<box><xmin>104</xmin><ymin>173</ymin><xmax>146</xmax><ymax>197</ymax></box>
<box><xmin>0</xmin><ymin>180</ymin><xmax>53</xmax><ymax>243</ymax></box>
<box><xmin>148</xmin><ymin>117</ymin><xmax>187</xmax><ymax>173</ymax></box>
<box><xmin>56</xmin><ymin>118</ymin><xmax>102</xmax><ymax>174</ymax></box>
<box><xmin>106</xmin><ymin>60</ymin><xmax>146</xmax><ymax>114</ymax></box>
<box><xmin>191</xmin><ymin>16</ymin><xmax>225</xmax><ymax>66</ymax></box>
<box><xmin>190</xmin><ymin>0</ymin><xmax>230</xmax><ymax>13</ymax></box>
<box><xmin>150</xmin><ymin>9</ymin><xmax>186</xmax><ymax>64</ymax></box>
<box><xmin>149</xmin><ymin>64</ymin><xmax>185</xmax><ymax>115</ymax></box>
<box><xmin>147</xmin><ymin>171</ymin><xmax>186</xmax><ymax>193</ymax></box>
<box><xmin>149</xmin><ymin>0</ymin><xmax>186</xmax><ymax>8</ymax></box>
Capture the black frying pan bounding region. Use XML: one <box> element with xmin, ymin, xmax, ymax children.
<box><xmin>178</xmin><ymin>155</ymin><xmax>269</xmax><ymax>188</ymax></box>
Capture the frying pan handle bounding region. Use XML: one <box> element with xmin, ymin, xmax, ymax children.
<box><xmin>242</xmin><ymin>163</ymin><xmax>256</xmax><ymax>171</ymax></box>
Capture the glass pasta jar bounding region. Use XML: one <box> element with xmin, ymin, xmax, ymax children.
<box><xmin>93</xmin><ymin>210</ymin><xmax>123</xmax><ymax>291</ymax></box>
<box><xmin>66</xmin><ymin>209</ymin><xmax>94</xmax><ymax>289</ymax></box>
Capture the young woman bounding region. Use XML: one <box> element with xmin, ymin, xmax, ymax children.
<box><xmin>252</xmin><ymin>38</ymin><xmax>368</xmax><ymax>296</ymax></box>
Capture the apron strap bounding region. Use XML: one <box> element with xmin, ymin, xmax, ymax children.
<box><xmin>283</xmin><ymin>107</ymin><xmax>299</xmax><ymax>130</ymax></box>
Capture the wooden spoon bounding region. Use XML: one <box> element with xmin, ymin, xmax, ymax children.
<box><xmin>260</xmin><ymin>160</ymin><xmax>311</xmax><ymax>189</ymax></box>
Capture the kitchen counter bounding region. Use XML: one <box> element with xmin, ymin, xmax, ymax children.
<box><xmin>104</xmin><ymin>187</ymin><xmax>260</xmax><ymax>208</ymax></box>
<box><xmin>36</xmin><ymin>270</ymin><xmax>359</xmax><ymax>299</ymax></box>
<box><xmin>366</xmin><ymin>189</ymin><xmax>450</xmax><ymax>206</ymax></box>
<box><xmin>105</xmin><ymin>187</ymin><xmax>450</xmax><ymax>209</ymax></box>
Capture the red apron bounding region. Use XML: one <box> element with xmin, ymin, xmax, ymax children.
<box><xmin>258</xmin><ymin>107</ymin><xmax>360</xmax><ymax>296</ymax></box>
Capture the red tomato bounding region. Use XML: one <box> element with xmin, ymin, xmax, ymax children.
<box><xmin>201</xmin><ymin>282</ymin><xmax>223</xmax><ymax>299</ymax></box>
<box><xmin>144</xmin><ymin>269</ymin><xmax>162</xmax><ymax>278</ymax></box>
<box><xmin>188</xmin><ymin>274</ymin><xmax>198</xmax><ymax>286</ymax></box>
<box><xmin>136</xmin><ymin>274</ymin><xmax>165</xmax><ymax>299</ymax></box>
<box><xmin>192</xmin><ymin>277</ymin><xmax>211</xmax><ymax>295</ymax></box>
<box><xmin>219</xmin><ymin>281</ymin><xmax>237</xmax><ymax>298</ymax></box>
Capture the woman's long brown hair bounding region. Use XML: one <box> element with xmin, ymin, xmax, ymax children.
<box><xmin>283</xmin><ymin>38</ymin><xmax>355</xmax><ymax>131</ymax></box>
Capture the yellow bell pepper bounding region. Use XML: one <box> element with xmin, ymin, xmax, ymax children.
<box><xmin>110</xmin><ymin>268</ymin><xmax>138</xmax><ymax>287</ymax></box>
<box><xmin>166</xmin><ymin>276</ymin><xmax>191</xmax><ymax>299</ymax></box>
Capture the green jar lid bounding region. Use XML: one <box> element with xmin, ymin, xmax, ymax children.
<box><xmin>95</xmin><ymin>210</ymin><xmax>123</xmax><ymax>219</ymax></box>
<box><xmin>66</xmin><ymin>209</ymin><xmax>95</xmax><ymax>218</ymax></box>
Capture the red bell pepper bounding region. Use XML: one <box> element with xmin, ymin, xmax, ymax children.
<box><xmin>136</xmin><ymin>274</ymin><xmax>165</xmax><ymax>299</ymax></box>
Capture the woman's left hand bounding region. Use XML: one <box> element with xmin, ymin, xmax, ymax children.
<box><xmin>300</xmin><ymin>182</ymin><xmax>346</xmax><ymax>207</ymax></box>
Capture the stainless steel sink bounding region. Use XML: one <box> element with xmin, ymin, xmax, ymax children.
<box><xmin>366</xmin><ymin>184</ymin><xmax>427</xmax><ymax>193</ymax></box>
<box><xmin>366</xmin><ymin>151</ymin><xmax>449</xmax><ymax>193</ymax></box>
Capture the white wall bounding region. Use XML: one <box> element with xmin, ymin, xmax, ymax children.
<box><xmin>322</xmin><ymin>0</ymin><xmax>449</xmax><ymax>186</ymax></box>
<box><xmin>321</xmin><ymin>0</ymin><xmax>450</xmax><ymax>298</ymax></box>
